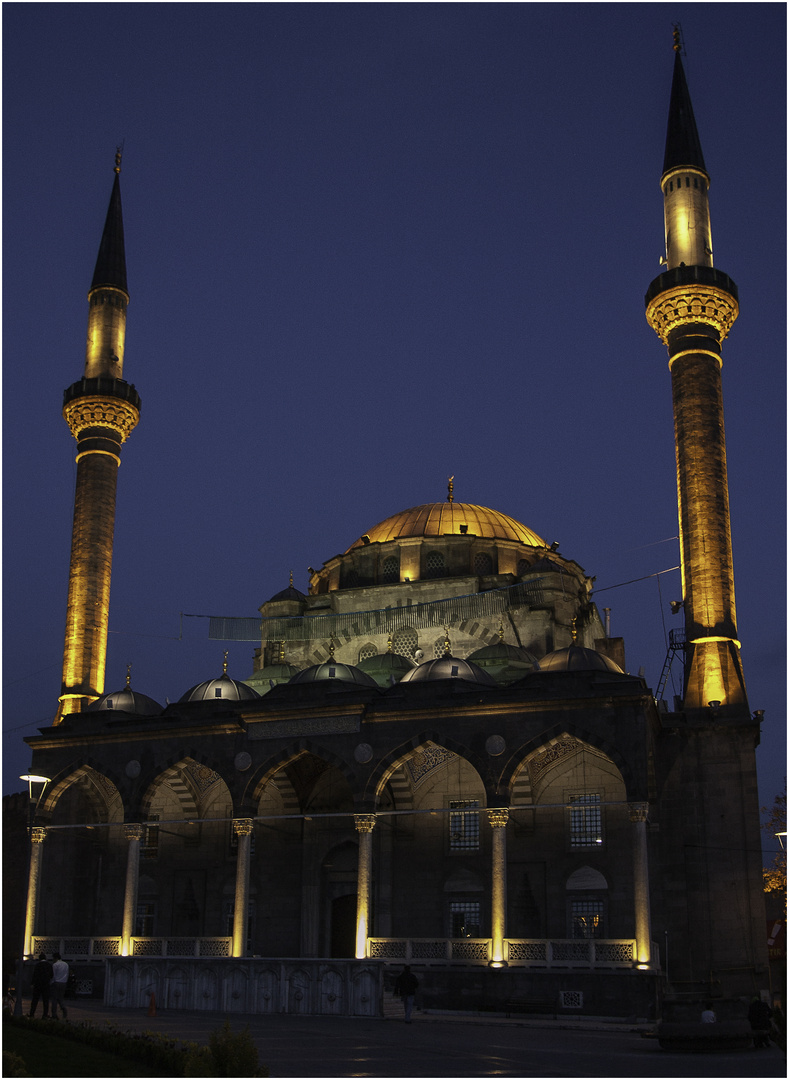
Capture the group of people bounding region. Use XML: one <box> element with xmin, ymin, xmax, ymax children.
<box><xmin>702</xmin><ymin>997</ymin><xmax>776</xmax><ymax>1049</ymax></box>
<box><xmin>29</xmin><ymin>951</ymin><xmax>70</xmax><ymax>1020</ymax></box>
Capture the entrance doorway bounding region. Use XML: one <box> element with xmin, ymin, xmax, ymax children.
<box><xmin>331</xmin><ymin>893</ymin><xmax>357</xmax><ymax>957</ymax></box>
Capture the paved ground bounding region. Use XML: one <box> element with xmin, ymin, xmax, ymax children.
<box><xmin>18</xmin><ymin>997</ymin><xmax>786</xmax><ymax>1078</ymax></box>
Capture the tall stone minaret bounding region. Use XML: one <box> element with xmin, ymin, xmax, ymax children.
<box><xmin>646</xmin><ymin>31</ymin><xmax>747</xmax><ymax>714</ymax></box>
<box><xmin>56</xmin><ymin>151</ymin><xmax>140</xmax><ymax>723</ymax></box>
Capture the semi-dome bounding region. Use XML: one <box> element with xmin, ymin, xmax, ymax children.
<box><xmin>180</xmin><ymin>667</ymin><xmax>262</xmax><ymax>703</ymax></box>
<box><xmin>399</xmin><ymin>654</ymin><xmax>497</xmax><ymax>686</ymax></box>
<box><xmin>346</xmin><ymin>502</ymin><xmax>545</xmax><ymax>550</ymax></box>
<box><xmin>536</xmin><ymin>643</ymin><xmax>623</xmax><ymax>674</ymax></box>
<box><xmin>358</xmin><ymin>650</ymin><xmax>417</xmax><ymax>687</ymax></box>
<box><xmin>287</xmin><ymin>659</ymin><xmax>379</xmax><ymax>688</ymax></box>
<box><xmin>84</xmin><ymin>684</ymin><xmax>163</xmax><ymax>716</ymax></box>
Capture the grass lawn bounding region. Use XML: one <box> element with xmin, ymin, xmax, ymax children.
<box><xmin>3</xmin><ymin>1022</ymin><xmax>173</xmax><ymax>1077</ymax></box>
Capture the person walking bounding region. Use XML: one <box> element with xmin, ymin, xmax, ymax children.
<box><xmin>29</xmin><ymin>953</ymin><xmax>53</xmax><ymax>1019</ymax></box>
<box><xmin>49</xmin><ymin>953</ymin><xmax>69</xmax><ymax>1020</ymax></box>
<box><xmin>393</xmin><ymin>964</ymin><xmax>419</xmax><ymax>1023</ymax></box>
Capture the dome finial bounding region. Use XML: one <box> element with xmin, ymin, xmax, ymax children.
<box><xmin>447</xmin><ymin>475</ymin><xmax>454</xmax><ymax>503</ymax></box>
<box><xmin>126</xmin><ymin>663</ymin><xmax>132</xmax><ymax>687</ymax></box>
<box><xmin>278</xmin><ymin>640</ymin><xmax>286</xmax><ymax>663</ymax></box>
<box><xmin>498</xmin><ymin>622</ymin><xmax>505</xmax><ymax>641</ymax></box>
<box><xmin>289</xmin><ymin>569</ymin><xmax>293</xmax><ymax>588</ymax></box>
<box><xmin>387</xmin><ymin>635</ymin><xmax>393</xmax><ymax>653</ymax></box>
<box><xmin>223</xmin><ymin>650</ymin><xmax>229</xmax><ymax>675</ymax></box>
<box><xmin>443</xmin><ymin>626</ymin><xmax>451</xmax><ymax>655</ymax></box>
<box><xmin>672</xmin><ymin>24</ymin><xmax>682</xmax><ymax>53</ymax></box>
<box><xmin>571</xmin><ymin>617</ymin><xmax>578</xmax><ymax>643</ymax></box>
<box><xmin>114</xmin><ymin>142</ymin><xmax>123</xmax><ymax>174</ymax></box>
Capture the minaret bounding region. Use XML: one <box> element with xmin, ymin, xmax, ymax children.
<box><xmin>645</xmin><ymin>31</ymin><xmax>747</xmax><ymax>714</ymax></box>
<box><xmin>56</xmin><ymin>151</ymin><xmax>140</xmax><ymax>722</ymax></box>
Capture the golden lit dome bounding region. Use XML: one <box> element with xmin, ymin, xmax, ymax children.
<box><xmin>346</xmin><ymin>503</ymin><xmax>545</xmax><ymax>550</ymax></box>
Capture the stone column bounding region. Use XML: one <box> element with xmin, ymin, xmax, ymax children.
<box><xmin>354</xmin><ymin>815</ymin><xmax>376</xmax><ymax>959</ymax></box>
<box><xmin>630</xmin><ymin>803</ymin><xmax>652</xmax><ymax>965</ymax></box>
<box><xmin>121</xmin><ymin>824</ymin><xmax>144</xmax><ymax>956</ymax></box>
<box><xmin>232</xmin><ymin>819</ymin><xmax>254</xmax><ymax>958</ymax></box>
<box><xmin>23</xmin><ymin>828</ymin><xmax>47</xmax><ymax>957</ymax></box>
<box><xmin>488</xmin><ymin>809</ymin><xmax>509</xmax><ymax>964</ymax></box>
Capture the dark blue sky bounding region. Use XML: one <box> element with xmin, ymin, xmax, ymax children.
<box><xmin>3</xmin><ymin>4</ymin><xmax>786</xmax><ymax>837</ymax></box>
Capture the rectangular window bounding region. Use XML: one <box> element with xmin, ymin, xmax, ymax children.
<box><xmin>135</xmin><ymin>902</ymin><xmax>155</xmax><ymax>937</ymax></box>
<box><xmin>141</xmin><ymin>815</ymin><xmax>160</xmax><ymax>858</ymax></box>
<box><xmin>569</xmin><ymin>793</ymin><xmax>602</xmax><ymax>847</ymax></box>
<box><xmin>223</xmin><ymin>900</ymin><xmax>255</xmax><ymax>951</ymax></box>
<box><xmin>449</xmin><ymin>901</ymin><xmax>480</xmax><ymax>938</ymax></box>
<box><xmin>449</xmin><ymin>800</ymin><xmax>480</xmax><ymax>850</ymax></box>
<box><xmin>571</xmin><ymin>899</ymin><xmax>605</xmax><ymax>939</ymax></box>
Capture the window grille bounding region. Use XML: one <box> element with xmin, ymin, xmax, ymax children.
<box><xmin>358</xmin><ymin>643</ymin><xmax>377</xmax><ymax>662</ymax></box>
<box><xmin>571</xmin><ymin>899</ymin><xmax>605</xmax><ymax>939</ymax></box>
<box><xmin>424</xmin><ymin>551</ymin><xmax>447</xmax><ymax>579</ymax></box>
<box><xmin>449</xmin><ymin>901</ymin><xmax>480</xmax><ymax>938</ymax></box>
<box><xmin>223</xmin><ymin>900</ymin><xmax>255</xmax><ymax>952</ymax></box>
<box><xmin>569</xmin><ymin>793</ymin><xmax>602</xmax><ymax>847</ymax></box>
<box><xmin>392</xmin><ymin>626</ymin><xmax>418</xmax><ymax>658</ymax></box>
<box><xmin>474</xmin><ymin>552</ymin><xmax>493</xmax><ymax>575</ymax></box>
<box><xmin>449</xmin><ymin>800</ymin><xmax>480</xmax><ymax>850</ymax></box>
<box><xmin>382</xmin><ymin>556</ymin><xmax>399</xmax><ymax>584</ymax></box>
<box><xmin>135</xmin><ymin>902</ymin><xmax>155</xmax><ymax>937</ymax></box>
<box><xmin>141</xmin><ymin>815</ymin><xmax>160</xmax><ymax>858</ymax></box>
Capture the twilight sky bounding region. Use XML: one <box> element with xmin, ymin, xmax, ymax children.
<box><xmin>3</xmin><ymin>3</ymin><xmax>786</xmax><ymax>849</ymax></box>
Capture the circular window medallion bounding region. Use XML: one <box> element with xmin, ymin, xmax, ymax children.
<box><xmin>234</xmin><ymin>752</ymin><xmax>252</xmax><ymax>772</ymax></box>
<box><xmin>125</xmin><ymin>760</ymin><xmax>141</xmax><ymax>778</ymax></box>
<box><xmin>485</xmin><ymin>735</ymin><xmax>506</xmax><ymax>757</ymax></box>
<box><xmin>354</xmin><ymin>743</ymin><xmax>373</xmax><ymax>764</ymax></box>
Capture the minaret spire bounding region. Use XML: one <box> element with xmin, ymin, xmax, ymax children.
<box><xmin>56</xmin><ymin>156</ymin><xmax>141</xmax><ymax>722</ymax></box>
<box><xmin>645</xmin><ymin>34</ymin><xmax>746</xmax><ymax>715</ymax></box>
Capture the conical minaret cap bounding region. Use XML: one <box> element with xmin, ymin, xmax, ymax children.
<box><xmin>662</xmin><ymin>45</ymin><xmax>707</xmax><ymax>179</ymax></box>
<box><xmin>91</xmin><ymin>165</ymin><xmax>128</xmax><ymax>294</ymax></box>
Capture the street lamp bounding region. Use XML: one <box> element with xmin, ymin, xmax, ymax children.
<box><xmin>13</xmin><ymin>772</ymin><xmax>50</xmax><ymax>1018</ymax></box>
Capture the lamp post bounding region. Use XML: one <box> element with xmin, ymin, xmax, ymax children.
<box><xmin>13</xmin><ymin>772</ymin><xmax>50</xmax><ymax>1018</ymax></box>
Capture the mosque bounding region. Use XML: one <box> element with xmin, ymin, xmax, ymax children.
<box><xmin>15</xmin><ymin>35</ymin><xmax>768</xmax><ymax>1019</ymax></box>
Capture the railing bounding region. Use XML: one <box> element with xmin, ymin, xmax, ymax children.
<box><xmin>367</xmin><ymin>937</ymin><xmax>640</xmax><ymax>968</ymax></box>
<box><xmin>31</xmin><ymin>936</ymin><xmax>232</xmax><ymax>959</ymax></box>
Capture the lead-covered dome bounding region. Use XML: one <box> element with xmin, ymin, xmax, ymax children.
<box><xmin>287</xmin><ymin>656</ymin><xmax>379</xmax><ymax>688</ymax></box>
<box><xmin>180</xmin><ymin>671</ymin><xmax>262</xmax><ymax>703</ymax></box>
<box><xmin>346</xmin><ymin>502</ymin><xmax>545</xmax><ymax>550</ymax></box>
<box><xmin>399</xmin><ymin>654</ymin><xmax>497</xmax><ymax>686</ymax></box>
<box><xmin>85</xmin><ymin>684</ymin><xmax>163</xmax><ymax>716</ymax></box>
<box><xmin>536</xmin><ymin>643</ymin><xmax>623</xmax><ymax>674</ymax></box>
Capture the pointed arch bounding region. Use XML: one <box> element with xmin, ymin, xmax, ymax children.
<box><xmin>366</xmin><ymin>732</ymin><xmax>490</xmax><ymax>807</ymax></box>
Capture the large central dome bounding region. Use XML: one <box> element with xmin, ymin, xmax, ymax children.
<box><xmin>346</xmin><ymin>502</ymin><xmax>545</xmax><ymax>551</ymax></box>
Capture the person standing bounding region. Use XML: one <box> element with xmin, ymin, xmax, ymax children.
<box><xmin>49</xmin><ymin>953</ymin><xmax>69</xmax><ymax>1020</ymax></box>
<box><xmin>29</xmin><ymin>953</ymin><xmax>53</xmax><ymax>1018</ymax></box>
<box><xmin>393</xmin><ymin>964</ymin><xmax>419</xmax><ymax>1023</ymax></box>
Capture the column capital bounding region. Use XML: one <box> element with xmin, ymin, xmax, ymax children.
<box><xmin>233</xmin><ymin>818</ymin><xmax>255</xmax><ymax>837</ymax></box>
<box><xmin>124</xmin><ymin>823</ymin><xmax>144</xmax><ymax>842</ymax></box>
<box><xmin>30</xmin><ymin>827</ymin><xmax>47</xmax><ymax>844</ymax></box>
<box><xmin>487</xmin><ymin>808</ymin><xmax>509</xmax><ymax>829</ymax></box>
<box><xmin>629</xmin><ymin>802</ymin><xmax>649</xmax><ymax>823</ymax></box>
<box><xmin>354</xmin><ymin>814</ymin><xmax>376</xmax><ymax>833</ymax></box>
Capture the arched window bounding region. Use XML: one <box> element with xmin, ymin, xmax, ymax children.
<box><xmin>358</xmin><ymin>643</ymin><xmax>377</xmax><ymax>662</ymax></box>
<box><xmin>424</xmin><ymin>551</ymin><xmax>447</xmax><ymax>579</ymax></box>
<box><xmin>474</xmin><ymin>552</ymin><xmax>493</xmax><ymax>575</ymax></box>
<box><xmin>517</xmin><ymin>559</ymin><xmax>530</xmax><ymax>576</ymax></box>
<box><xmin>381</xmin><ymin>555</ymin><xmax>399</xmax><ymax>584</ymax></box>
<box><xmin>392</xmin><ymin>626</ymin><xmax>418</xmax><ymax>658</ymax></box>
<box><xmin>566</xmin><ymin>866</ymin><xmax>608</xmax><ymax>939</ymax></box>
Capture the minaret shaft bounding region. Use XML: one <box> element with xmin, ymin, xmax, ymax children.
<box><xmin>646</xmin><ymin>43</ymin><xmax>747</xmax><ymax>714</ymax></box>
<box><xmin>57</xmin><ymin>161</ymin><xmax>140</xmax><ymax>723</ymax></box>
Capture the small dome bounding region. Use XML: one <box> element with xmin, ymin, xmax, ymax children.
<box><xmin>536</xmin><ymin>644</ymin><xmax>623</xmax><ymax>674</ymax></box>
<box><xmin>85</xmin><ymin>686</ymin><xmax>163</xmax><ymax>716</ymax></box>
<box><xmin>287</xmin><ymin>660</ymin><xmax>379</xmax><ymax>688</ymax></box>
<box><xmin>467</xmin><ymin>640</ymin><xmax>538</xmax><ymax>685</ymax></box>
<box><xmin>268</xmin><ymin>585</ymin><xmax>307</xmax><ymax>603</ymax></box>
<box><xmin>243</xmin><ymin>662</ymin><xmax>300</xmax><ymax>695</ymax></box>
<box><xmin>346</xmin><ymin>502</ymin><xmax>545</xmax><ymax>550</ymax></box>
<box><xmin>399</xmin><ymin>654</ymin><xmax>497</xmax><ymax>686</ymax></box>
<box><xmin>180</xmin><ymin>673</ymin><xmax>262</xmax><ymax>703</ymax></box>
<box><xmin>358</xmin><ymin>650</ymin><xmax>417</xmax><ymax>687</ymax></box>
